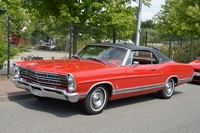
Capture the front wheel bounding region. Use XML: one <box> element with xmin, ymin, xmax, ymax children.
<box><xmin>81</xmin><ymin>85</ymin><xmax>108</xmax><ymax>115</ymax></box>
<box><xmin>158</xmin><ymin>78</ymin><xmax>175</xmax><ymax>99</ymax></box>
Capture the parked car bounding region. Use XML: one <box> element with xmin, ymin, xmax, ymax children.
<box><xmin>189</xmin><ymin>57</ymin><xmax>200</xmax><ymax>83</ymax></box>
<box><xmin>12</xmin><ymin>43</ymin><xmax>194</xmax><ymax>114</ymax></box>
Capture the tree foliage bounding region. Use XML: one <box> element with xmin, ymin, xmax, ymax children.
<box><xmin>18</xmin><ymin>0</ymin><xmax>142</xmax><ymax>53</ymax></box>
<box><xmin>0</xmin><ymin>0</ymin><xmax>35</xmax><ymax>41</ymax></box>
<box><xmin>0</xmin><ymin>6</ymin><xmax>6</xmax><ymax>16</ymax></box>
<box><xmin>1</xmin><ymin>0</ymin><xmax>153</xmax><ymax>52</ymax></box>
<box><xmin>154</xmin><ymin>0</ymin><xmax>200</xmax><ymax>36</ymax></box>
<box><xmin>0</xmin><ymin>42</ymin><xmax>24</xmax><ymax>69</ymax></box>
<box><xmin>141</xmin><ymin>19</ymin><xmax>155</xmax><ymax>29</ymax></box>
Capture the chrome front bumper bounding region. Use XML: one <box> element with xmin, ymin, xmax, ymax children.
<box><xmin>11</xmin><ymin>78</ymin><xmax>79</xmax><ymax>103</ymax></box>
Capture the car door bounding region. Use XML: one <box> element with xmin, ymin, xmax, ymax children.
<box><xmin>125</xmin><ymin>50</ymin><xmax>159</xmax><ymax>93</ymax></box>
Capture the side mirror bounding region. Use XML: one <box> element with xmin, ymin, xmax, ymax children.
<box><xmin>132</xmin><ymin>61</ymin><xmax>139</xmax><ymax>67</ymax></box>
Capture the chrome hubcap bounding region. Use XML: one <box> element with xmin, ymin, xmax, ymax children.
<box><xmin>165</xmin><ymin>79</ymin><xmax>174</xmax><ymax>96</ymax></box>
<box><xmin>90</xmin><ymin>88</ymin><xmax>106</xmax><ymax>111</ymax></box>
<box><xmin>166</xmin><ymin>83</ymin><xmax>172</xmax><ymax>94</ymax></box>
<box><xmin>92</xmin><ymin>92</ymin><xmax>103</xmax><ymax>108</ymax></box>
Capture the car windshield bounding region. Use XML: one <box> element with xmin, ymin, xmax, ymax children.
<box><xmin>76</xmin><ymin>45</ymin><xmax>128</xmax><ymax>65</ymax></box>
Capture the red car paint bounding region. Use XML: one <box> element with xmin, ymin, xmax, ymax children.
<box><xmin>189</xmin><ymin>58</ymin><xmax>200</xmax><ymax>83</ymax></box>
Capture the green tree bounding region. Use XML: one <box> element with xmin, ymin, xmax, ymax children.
<box><xmin>0</xmin><ymin>0</ymin><xmax>35</xmax><ymax>43</ymax></box>
<box><xmin>88</xmin><ymin>3</ymin><xmax>137</xmax><ymax>42</ymax></box>
<box><xmin>20</xmin><ymin>0</ymin><xmax>153</xmax><ymax>53</ymax></box>
<box><xmin>141</xmin><ymin>19</ymin><xmax>155</xmax><ymax>29</ymax></box>
<box><xmin>154</xmin><ymin>0</ymin><xmax>200</xmax><ymax>36</ymax></box>
<box><xmin>0</xmin><ymin>6</ymin><xmax>6</xmax><ymax>16</ymax></box>
<box><xmin>140</xmin><ymin>19</ymin><xmax>164</xmax><ymax>45</ymax></box>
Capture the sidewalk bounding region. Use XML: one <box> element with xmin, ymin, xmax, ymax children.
<box><xmin>0</xmin><ymin>79</ymin><xmax>33</xmax><ymax>102</ymax></box>
<box><xmin>0</xmin><ymin>50</ymin><xmax>68</xmax><ymax>102</ymax></box>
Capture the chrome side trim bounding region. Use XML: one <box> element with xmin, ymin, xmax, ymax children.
<box><xmin>113</xmin><ymin>83</ymin><xmax>165</xmax><ymax>95</ymax></box>
<box><xmin>75</xmin><ymin>77</ymin><xmax>191</xmax><ymax>99</ymax></box>
<box><xmin>79</xmin><ymin>82</ymin><xmax>165</xmax><ymax>98</ymax></box>
<box><xmin>179</xmin><ymin>77</ymin><xmax>193</xmax><ymax>83</ymax></box>
<box><xmin>11</xmin><ymin>78</ymin><xmax>79</xmax><ymax>103</ymax></box>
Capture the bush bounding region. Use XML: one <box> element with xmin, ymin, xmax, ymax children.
<box><xmin>0</xmin><ymin>43</ymin><xmax>24</xmax><ymax>69</ymax></box>
<box><xmin>0</xmin><ymin>44</ymin><xmax>8</xmax><ymax>69</ymax></box>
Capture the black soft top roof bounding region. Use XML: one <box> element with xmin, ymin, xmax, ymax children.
<box><xmin>87</xmin><ymin>43</ymin><xmax>172</xmax><ymax>62</ymax></box>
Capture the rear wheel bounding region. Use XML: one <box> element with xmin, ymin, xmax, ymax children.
<box><xmin>158</xmin><ymin>78</ymin><xmax>175</xmax><ymax>99</ymax></box>
<box><xmin>81</xmin><ymin>85</ymin><xmax>108</xmax><ymax>115</ymax></box>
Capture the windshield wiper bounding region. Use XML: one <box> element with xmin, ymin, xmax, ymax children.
<box><xmin>87</xmin><ymin>58</ymin><xmax>107</xmax><ymax>64</ymax></box>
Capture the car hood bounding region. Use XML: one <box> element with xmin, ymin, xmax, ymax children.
<box><xmin>189</xmin><ymin>60</ymin><xmax>200</xmax><ymax>68</ymax></box>
<box><xmin>15</xmin><ymin>59</ymin><xmax>113</xmax><ymax>74</ymax></box>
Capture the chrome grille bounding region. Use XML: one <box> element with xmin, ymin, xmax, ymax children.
<box><xmin>19</xmin><ymin>67</ymin><xmax>68</xmax><ymax>86</ymax></box>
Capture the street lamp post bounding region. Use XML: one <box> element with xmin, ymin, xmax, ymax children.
<box><xmin>136</xmin><ymin>0</ymin><xmax>142</xmax><ymax>46</ymax></box>
<box><xmin>7</xmin><ymin>16</ymin><xmax>11</xmax><ymax>78</ymax></box>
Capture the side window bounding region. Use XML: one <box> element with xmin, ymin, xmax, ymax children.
<box><xmin>131</xmin><ymin>50</ymin><xmax>158</xmax><ymax>65</ymax></box>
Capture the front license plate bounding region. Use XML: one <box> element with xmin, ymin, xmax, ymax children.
<box><xmin>32</xmin><ymin>88</ymin><xmax>42</xmax><ymax>96</ymax></box>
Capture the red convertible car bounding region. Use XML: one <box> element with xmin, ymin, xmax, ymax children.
<box><xmin>12</xmin><ymin>43</ymin><xmax>194</xmax><ymax>114</ymax></box>
<box><xmin>189</xmin><ymin>57</ymin><xmax>200</xmax><ymax>83</ymax></box>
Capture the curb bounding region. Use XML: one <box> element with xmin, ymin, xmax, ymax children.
<box><xmin>0</xmin><ymin>92</ymin><xmax>33</xmax><ymax>103</ymax></box>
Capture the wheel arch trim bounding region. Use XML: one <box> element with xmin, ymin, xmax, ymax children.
<box><xmin>81</xmin><ymin>81</ymin><xmax>114</xmax><ymax>99</ymax></box>
<box><xmin>166</xmin><ymin>75</ymin><xmax>179</xmax><ymax>85</ymax></box>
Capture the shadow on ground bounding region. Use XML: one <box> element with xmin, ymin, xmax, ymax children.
<box><xmin>12</xmin><ymin>90</ymin><xmax>183</xmax><ymax>118</ymax></box>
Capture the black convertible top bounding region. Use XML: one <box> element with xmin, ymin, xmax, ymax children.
<box><xmin>87</xmin><ymin>43</ymin><xmax>172</xmax><ymax>62</ymax></box>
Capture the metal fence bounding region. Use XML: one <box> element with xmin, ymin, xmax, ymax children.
<box><xmin>140</xmin><ymin>32</ymin><xmax>200</xmax><ymax>63</ymax></box>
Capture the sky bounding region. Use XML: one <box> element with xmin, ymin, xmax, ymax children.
<box><xmin>132</xmin><ymin>0</ymin><xmax>166</xmax><ymax>21</ymax></box>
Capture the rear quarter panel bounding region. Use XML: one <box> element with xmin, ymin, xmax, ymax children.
<box><xmin>155</xmin><ymin>62</ymin><xmax>193</xmax><ymax>85</ymax></box>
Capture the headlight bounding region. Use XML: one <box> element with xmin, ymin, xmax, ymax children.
<box><xmin>13</xmin><ymin>64</ymin><xmax>20</xmax><ymax>78</ymax></box>
<box><xmin>66</xmin><ymin>74</ymin><xmax>76</xmax><ymax>92</ymax></box>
